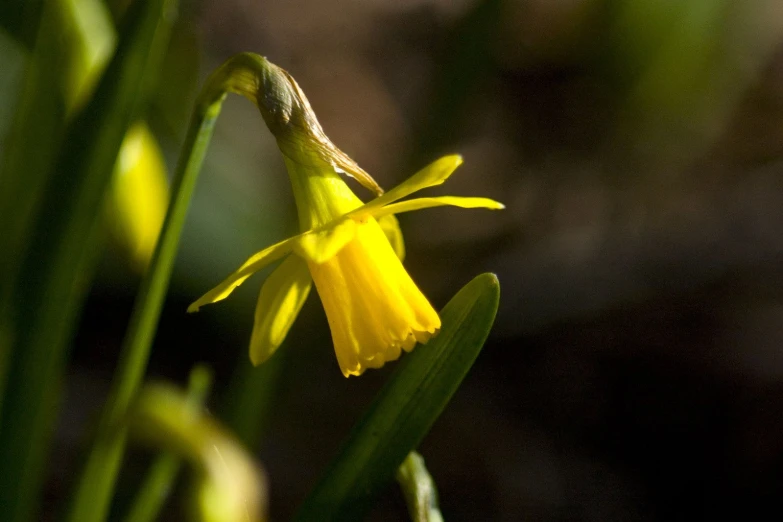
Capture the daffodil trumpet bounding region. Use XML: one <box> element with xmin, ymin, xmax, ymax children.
<box><xmin>188</xmin><ymin>55</ymin><xmax>503</xmax><ymax>377</ymax></box>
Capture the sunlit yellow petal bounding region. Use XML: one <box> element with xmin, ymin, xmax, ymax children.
<box><xmin>307</xmin><ymin>218</ymin><xmax>441</xmax><ymax>377</ymax></box>
<box><xmin>372</xmin><ymin>196</ymin><xmax>505</xmax><ymax>217</ymax></box>
<box><xmin>249</xmin><ymin>255</ymin><xmax>312</xmax><ymax>365</ymax></box>
<box><xmin>377</xmin><ymin>214</ymin><xmax>405</xmax><ymax>261</ymax></box>
<box><xmin>188</xmin><ymin>236</ymin><xmax>298</xmax><ymax>312</ymax></box>
<box><xmin>293</xmin><ymin>217</ymin><xmax>357</xmax><ymax>264</ymax></box>
<box><xmin>353</xmin><ymin>155</ymin><xmax>463</xmax><ymax>216</ymax></box>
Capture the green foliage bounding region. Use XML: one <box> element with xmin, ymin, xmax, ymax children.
<box><xmin>0</xmin><ymin>6</ymin><xmax>504</xmax><ymax>519</ymax></box>
<box><xmin>294</xmin><ymin>273</ymin><xmax>500</xmax><ymax>521</ymax></box>
<box><xmin>123</xmin><ymin>365</ymin><xmax>213</xmax><ymax>522</ymax></box>
<box><xmin>128</xmin><ymin>376</ymin><xmax>267</xmax><ymax>522</ymax></box>
<box><xmin>0</xmin><ymin>0</ymin><xmax>176</xmax><ymax>520</ymax></box>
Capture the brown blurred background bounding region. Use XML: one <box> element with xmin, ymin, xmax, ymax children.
<box><xmin>5</xmin><ymin>0</ymin><xmax>783</xmax><ymax>520</ymax></box>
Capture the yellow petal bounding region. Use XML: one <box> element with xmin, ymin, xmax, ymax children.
<box><xmin>187</xmin><ymin>236</ymin><xmax>298</xmax><ymax>312</ymax></box>
<box><xmin>372</xmin><ymin>196</ymin><xmax>505</xmax><ymax>217</ymax></box>
<box><xmin>307</xmin><ymin>218</ymin><xmax>440</xmax><ymax>377</ymax></box>
<box><xmin>352</xmin><ymin>155</ymin><xmax>463</xmax><ymax>216</ymax></box>
<box><xmin>377</xmin><ymin>214</ymin><xmax>405</xmax><ymax>261</ymax></box>
<box><xmin>249</xmin><ymin>255</ymin><xmax>312</xmax><ymax>365</ymax></box>
<box><xmin>293</xmin><ymin>217</ymin><xmax>357</xmax><ymax>264</ymax></box>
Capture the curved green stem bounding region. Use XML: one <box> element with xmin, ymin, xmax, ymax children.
<box><xmin>66</xmin><ymin>53</ymin><xmax>278</xmax><ymax>522</ymax></box>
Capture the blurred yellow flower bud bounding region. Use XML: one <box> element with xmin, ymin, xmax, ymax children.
<box><xmin>109</xmin><ymin>122</ymin><xmax>169</xmax><ymax>269</ymax></box>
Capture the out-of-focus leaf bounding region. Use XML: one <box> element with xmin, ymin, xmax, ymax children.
<box><xmin>0</xmin><ymin>0</ymin><xmax>177</xmax><ymax>519</ymax></box>
<box><xmin>123</xmin><ymin>365</ymin><xmax>213</xmax><ymax>522</ymax></box>
<box><xmin>0</xmin><ymin>0</ymin><xmax>44</xmax><ymax>49</ymax></box>
<box><xmin>59</xmin><ymin>0</ymin><xmax>117</xmax><ymax>113</ymax></box>
<box><xmin>411</xmin><ymin>0</ymin><xmax>502</xmax><ymax>166</ymax></box>
<box><xmin>0</xmin><ymin>0</ymin><xmax>115</xmax><ymax>398</ymax></box>
<box><xmin>0</xmin><ymin>0</ymin><xmax>114</xmax><ymax>317</ymax></box>
<box><xmin>150</xmin><ymin>20</ymin><xmax>201</xmax><ymax>137</ymax></box>
<box><xmin>0</xmin><ymin>1</ymin><xmax>71</xmax><ymax>403</ymax></box>
<box><xmin>130</xmin><ymin>382</ymin><xmax>268</xmax><ymax>522</ymax></box>
<box><xmin>294</xmin><ymin>273</ymin><xmax>500</xmax><ymax>521</ymax></box>
<box><xmin>607</xmin><ymin>0</ymin><xmax>781</xmax><ymax>163</ymax></box>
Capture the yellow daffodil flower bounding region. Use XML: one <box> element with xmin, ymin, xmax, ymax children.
<box><xmin>188</xmin><ymin>57</ymin><xmax>503</xmax><ymax>377</ymax></box>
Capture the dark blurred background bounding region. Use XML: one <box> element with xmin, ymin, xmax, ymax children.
<box><xmin>4</xmin><ymin>0</ymin><xmax>783</xmax><ymax>520</ymax></box>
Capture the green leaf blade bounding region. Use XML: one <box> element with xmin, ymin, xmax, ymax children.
<box><xmin>0</xmin><ymin>0</ymin><xmax>177</xmax><ymax>520</ymax></box>
<box><xmin>294</xmin><ymin>272</ymin><xmax>500</xmax><ymax>521</ymax></box>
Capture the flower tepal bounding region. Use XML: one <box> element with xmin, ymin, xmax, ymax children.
<box><xmin>188</xmin><ymin>55</ymin><xmax>503</xmax><ymax>377</ymax></box>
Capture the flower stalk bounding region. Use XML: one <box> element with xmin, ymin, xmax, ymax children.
<box><xmin>66</xmin><ymin>53</ymin><xmax>282</xmax><ymax>522</ymax></box>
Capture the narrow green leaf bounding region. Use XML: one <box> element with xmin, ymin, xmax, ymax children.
<box><xmin>0</xmin><ymin>0</ymin><xmax>176</xmax><ymax>519</ymax></box>
<box><xmin>0</xmin><ymin>0</ymin><xmax>73</xmax><ymax>414</ymax></box>
<box><xmin>0</xmin><ymin>0</ymin><xmax>117</xmax><ymax>396</ymax></box>
<box><xmin>0</xmin><ymin>0</ymin><xmax>116</xmax><ymax>403</ymax></box>
<box><xmin>294</xmin><ymin>273</ymin><xmax>500</xmax><ymax>521</ymax></box>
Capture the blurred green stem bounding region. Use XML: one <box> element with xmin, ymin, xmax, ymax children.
<box><xmin>0</xmin><ymin>0</ymin><xmax>172</xmax><ymax>520</ymax></box>
<box><xmin>222</xmin><ymin>350</ymin><xmax>286</xmax><ymax>449</ymax></box>
<box><xmin>396</xmin><ymin>452</ymin><xmax>443</xmax><ymax>522</ymax></box>
<box><xmin>122</xmin><ymin>365</ymin><xmax>213</xmax><ymax>522</ymax></box>
<box><xmin>66</xmin><ymin>52</ymin><xmax>285</xmax><ymax>522</ymax></box>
